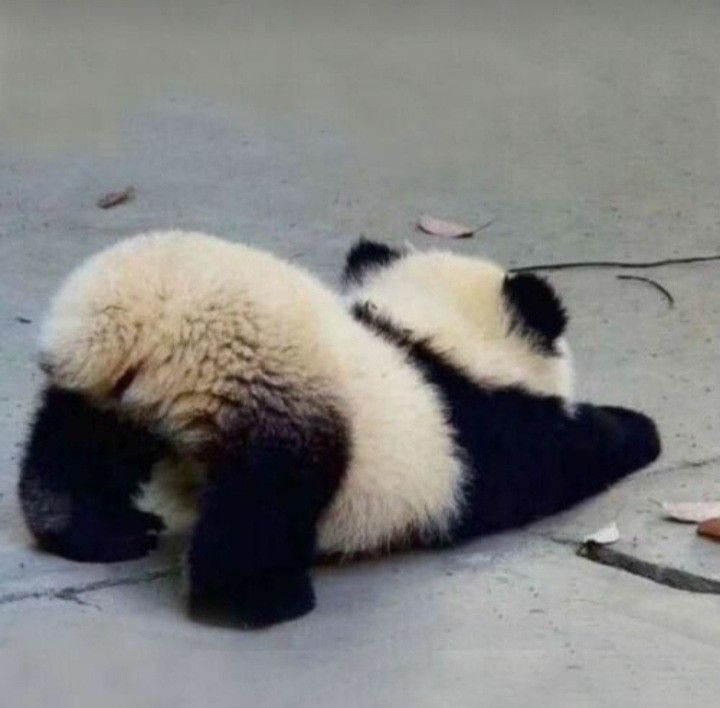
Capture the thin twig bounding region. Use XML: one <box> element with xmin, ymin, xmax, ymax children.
<box><xmin>509</xmin><ymin>254</ymin><xmax>720</xmax><ymax>273</ymax></box>
<box><xmin>96</xmin><ymin>186</ymin><xmax>135</xmax><ymax>209</ymax></box>
<box><xmin>616</xmin><ymin>274</ymin><xmax>674</xmax><ymax>308</ymax></box>
<box><xmin>475</xmin><ymin>218</ymin><xmax>495</xmax><ymax>232</ymax></box>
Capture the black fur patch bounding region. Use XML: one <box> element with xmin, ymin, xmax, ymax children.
<box><xmin>353</xmin><ymin>304</ymin><xmax>660</xmax><ymax>540</ymax></box>
<box><xmin>343</xmin><ymin>238</ymin><xmax>402</xmax><ymax>286</ymax></box>
<box><xmin>19</xmin><ymin>387</ymin><xmax>166</xmax><ymax>562</ymax></box>
<box><xmin>188</xmin><ymin>404</ymin><xmax>350</xmax><ymax>628</ymax></box>
<box><xmin>502</xmin><ymin>273</ymin><xmax>568</xmax><ymax>353</ymax></box>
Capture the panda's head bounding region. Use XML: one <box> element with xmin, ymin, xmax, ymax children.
<box><xmin>343</xmin><ymin>238</ymin><xmax>573</xmax><ymax>400</ymax></box>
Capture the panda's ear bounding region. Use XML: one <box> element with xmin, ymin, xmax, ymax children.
<box><xmin>343</xmin><ymin>238</ymin><xmax>402</xmax><ymax>286</ymax></box>
<box><xmin>502</xmin><ymin>273</ymin><xmax>568</xmax><ymax>352</ymax></box>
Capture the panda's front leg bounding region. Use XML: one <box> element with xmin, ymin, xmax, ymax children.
<box><xmin>187</xmin><ymin>439</ymin><xmax>342</xmax><ymax>628</ymax></box>
<box><xmin>19</xmin><ymin>387</ymin><xmax>165</xmax><ymax>562</ymax></box>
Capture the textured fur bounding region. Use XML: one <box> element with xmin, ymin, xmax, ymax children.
<box><xmin>36</xmin><ymin>231</ymin><xmax>462</xmax><ymax>555</ymax></box>
<box><xmin>20</xmin><ymin>231</ymin><xmax>661</xmax><ymax>627</ymax></box>
<box><xmin>353</xmin><ymin>303</ymin><xmax>660</xmax><ymax>538</ymax></box>
<box><xmin>343</xmin><ymin>238</ymin><xmax>402</xmax><ymax>286</ymax></box>
<box><xmin>347</xmin><ymin>239</ymin><xmax>659</xmax><ymax>538</ymax></box>
<box><xmin>344</xmin><ymin>247</ymin><xmax>574</xmax><ymax>399</ymax></box>
<box><xmin>135</xmin><ymin>457</ymin><xmax>204</xmax><ymax>534</ymax></box>
<box><xmin>20</xmin><ymin>387</ymin><xmax>165</xmax><ymax>561</ymax></box>
<box><xmin>502</xmin><ymin>273</ymin><xmax>568</xmax><ymax>354</ymax></box>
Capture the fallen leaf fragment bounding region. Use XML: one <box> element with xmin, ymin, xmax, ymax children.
<box><xmin>661</xmin><ymin>501</ymin><xmax>720</xmax><ymax>523</ymax></box>
<box><xmin>583</xmin><ymin>522</ymin><xmax>620</xmax><ymax>545</ymax></box>
<box><xmin>697</xmin><ymin>517</ymin><xmax>720</xmax><ymax>542</ymax></box>
<box><xmin>96</xmin><ymin>186</ymin><xmax>135</xmax><ymax>209</ymax></box>
<box><xmin>417</xmin><ymin>214</ymin><xmax>476</xmax><ymax>238</ymax></box>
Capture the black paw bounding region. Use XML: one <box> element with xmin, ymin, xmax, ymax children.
<box><xmin>188</xmin><ymin>571</ymin><xmax>316</xmax><ymax>628</ymax></box>
<box><xmin>36</xmin><ymin>507</ymin><xmax>163</xmax><ymax>563</ymax></box>
<box><xmin>599</xmin><ymin>405</ymin><xmax>661</xmax><ymax>472</ymax></box>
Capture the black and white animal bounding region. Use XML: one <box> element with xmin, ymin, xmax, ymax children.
<box><xmin>19</xmin><ymin>231</ymin><xmax>661</xmax><ymax>627</ymax></box>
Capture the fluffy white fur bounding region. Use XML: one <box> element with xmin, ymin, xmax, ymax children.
<box><xmin>346</xmin><ymin>250</ymin><xmax>574</xmax><ymax>400</ymax></box>
<box><xmin>40</xmin><ymin>231</ymin><xmax>462</xmax><ymax>555</ymax></box>
<box><xmin>135</xmin><ymin>457</ymin><xmax>204</xmax><ymax>533</ymax></box>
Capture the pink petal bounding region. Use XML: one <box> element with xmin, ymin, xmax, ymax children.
<box><xmin>662</xmin><ymin>501</ymin><xmax>720</xmax><ymax>523</ymax></box>
<box><xmin>417</xmin><ymin>214</ymin><xmax>475</xmax><ymax>239</ymax></box>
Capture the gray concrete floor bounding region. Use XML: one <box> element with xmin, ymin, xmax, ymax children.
<box><xmin>1</xmin><ymin>0</ymin><xmax>720</xmax><ymax>705</ymax></box>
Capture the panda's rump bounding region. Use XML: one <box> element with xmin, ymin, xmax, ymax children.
<box><xmin>40</xmin><ymin>231</ymin><xmax>343</xmax><ymax>457</ymax></box>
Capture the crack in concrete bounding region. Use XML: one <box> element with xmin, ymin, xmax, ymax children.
<box><xmin>644</xmin><ymin>454</ymin><xmax>720</xmax><ymax>477</ymax></box>
<box><xmin>0</xmin><ymin>567</ymin><xmax>178</xmax><ymax>608</ymax></box>
<box><xmin>576</xmin><ymin>542</ymin><xmax>720</xmax><ymax>594</ymax></box>
<box><xmin>5</xmin><ymin>520</ymin><xmax>720</xmax><ymax>611</ymax></box>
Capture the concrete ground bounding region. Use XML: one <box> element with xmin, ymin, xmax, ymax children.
<box><xmin>1</xmin><ymin>0</ymin><xmax>720</xmax><ymax>705</ymax></box>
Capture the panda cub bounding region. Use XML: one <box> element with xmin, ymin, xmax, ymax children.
<box><xmin>20</xmin><ymin>231</ymin><xmax>660</xmax><ymax>627</ymax></box>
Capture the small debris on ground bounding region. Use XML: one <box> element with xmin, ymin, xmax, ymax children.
<box><xmin>697</xmin><ymin>518</ymin><xmax>720</xmax><ymax>542</ymax></box>
<box><xmin>661</xmin><ymin>501</ymin><xmax>720</xmax><ymax>523</ymax></box>
<box><xmin>582</xmin><ymin>521</ymin><xmax>620</xmax><ymax>545</ymax></box>
<box><xmin>96</xmin><ymin>186</ymin><xmax>135</xmax><ymax>209</ymax></box>
<box><xmin>417</xmin><ymin>214</ymin><xmax>483</xmax><ymax>239</ymax></box>
<box><xmin>15</xmin><ymin>316</ymin><xmax>32</xmax><ymax>324</ymax></box>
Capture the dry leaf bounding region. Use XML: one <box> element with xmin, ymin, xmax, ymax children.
<box><xmin>583</xmin><ymin>522</ymin><xmax>620</xmax><ymax>545</ymax></box>
<box><xmin>697</xmin><ymin>517</ymin><xmax>720</xmax><ymax>542</ymax></box>
<box><xmin>417</xmin><ymin>214</ymin><xmax>476</xmax><ymax>239</ymax></box>
<box><xmin>96</xmin><ymin>186</ymin><xmax>135</xmax><ymax>209</ymax></box>
<box><xmin>661</xmin><ymin>501</ymin><xmax>720</xmax><ymax>523</ymax></box>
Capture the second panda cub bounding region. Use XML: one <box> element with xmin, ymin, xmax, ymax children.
<box><xmin>20</xmin><ymin>232</ymin><xmax>660</xmax><ymax>627</ymax></box>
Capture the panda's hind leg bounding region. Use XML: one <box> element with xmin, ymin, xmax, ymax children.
<box><xmin>187</xmin><ymin>414</ymin><xmax>349</xmax><ymax>628</ymax></box>
<box><xmin>19</xmin><ymin>387</ymin><xmax>166</xmax><ymax>562</ymax></box>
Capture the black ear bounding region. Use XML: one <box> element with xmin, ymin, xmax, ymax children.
<box><xmin>502</xmin><ymin>273</ymin><xmax>568</xmax><ymax>352</ymax></box>
<box><xmin>343</xmin><ymin>238</ymin><xmax>401</xmax><ymax>286</ymax></box>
